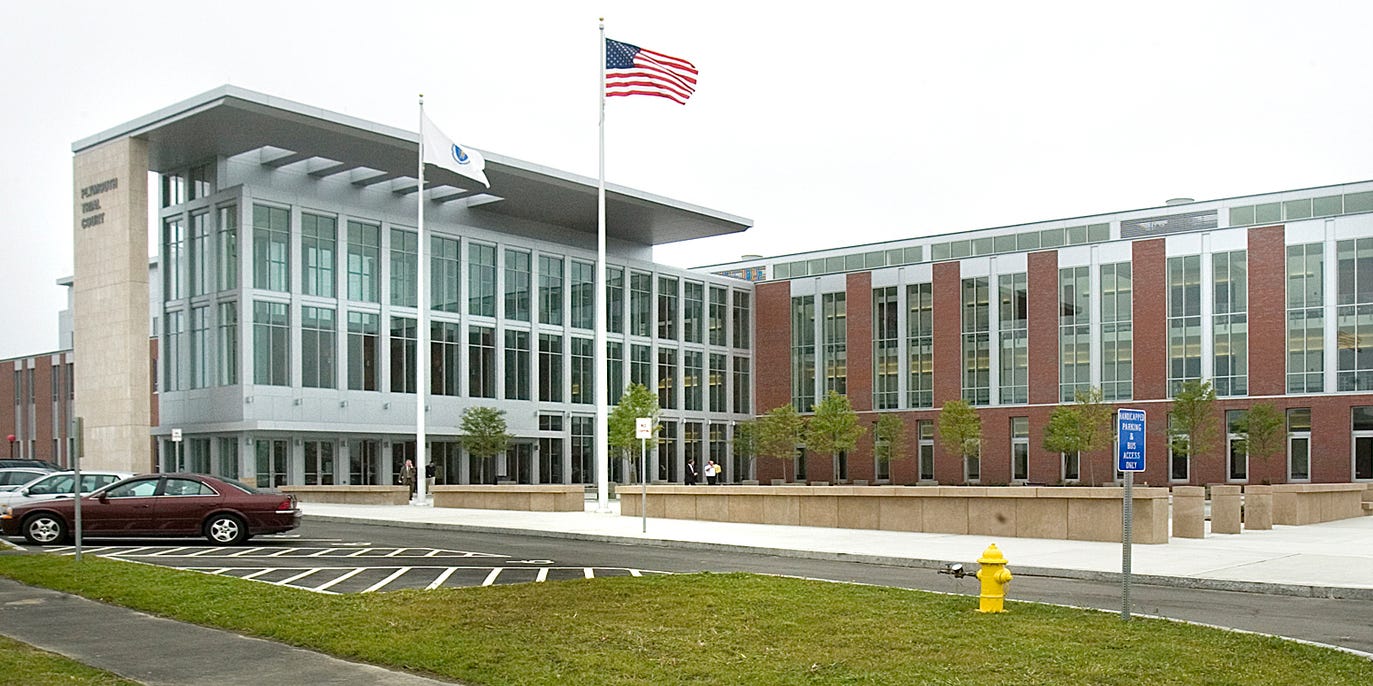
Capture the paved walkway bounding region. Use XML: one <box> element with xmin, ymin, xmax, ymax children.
<box><xmin>303</xmin><ymin>498</ymin><xmax>1373</xmax><ymax>599</ymax></box>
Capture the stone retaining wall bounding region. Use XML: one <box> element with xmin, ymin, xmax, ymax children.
<box><xmin>280</xmin><ymin>485</ymin><xmax>409</xmax><ymax>506</ymax></box>
<box><xmin>1271</xmin><ymin>483</ymin><xmax>1367</xmax><ymax>525</ymax></box>
<box><xmin>620</xmin><ymin>485</ymin><xmax>1171</xmax><ymax>544</ymax></box>
<box><xmin>431</xmin><ymin>485</ymin><xmax>584</xmax><ymax>512</ymax></box>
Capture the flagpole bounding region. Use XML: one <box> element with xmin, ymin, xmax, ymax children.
<box><xmin>594</xmin><ymin>18</ymin><xmax>611</xmax><ymax>513</ymax></box>
<box><xmin>416</xmin><ymin>94</ymin><xmax>429</xmax><ymax>505</ymax></box>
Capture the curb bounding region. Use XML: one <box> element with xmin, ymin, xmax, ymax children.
<box><xmin>304</xmin><ymin>514</ymin><xmax>1373</xmax><ymax>601</ymax></box>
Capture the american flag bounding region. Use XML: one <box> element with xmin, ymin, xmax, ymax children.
<box><xmin>605</xmin><ymin>38</ymin><xmax>697</xmax><ymax>104</ymax></box>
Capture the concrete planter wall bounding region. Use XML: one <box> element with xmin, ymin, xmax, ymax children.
<box><xmin>620</xmin><ymin>485</ymin><xmax>1172</xmax><ymax>544</ymax></box>
<box><xmin>280</xmin><ymin>485</ymin><xmax>409</xmax><ymax>506</ymax></box>
<box><xmin>431</xmin><ymin>485</ymin><xmax>584</xmax><ymax>512</ymax></box>
<box><xmin>1271</xmin><ymin>483</ymin><xmax>1367</xmax><ymax>524</ymax></box>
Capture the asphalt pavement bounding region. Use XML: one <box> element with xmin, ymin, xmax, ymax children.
<box><xmin>0</xmin><ymin>497</ymin><xmax>1369</xmax><ymax>684</ymax></box>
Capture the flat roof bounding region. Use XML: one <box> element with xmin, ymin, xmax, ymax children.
<box><xmin>74</xmin><ymin>85</ymin><xmax>751</xmax><ymax>246</ymax></box>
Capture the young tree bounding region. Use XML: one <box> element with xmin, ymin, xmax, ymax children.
<box><xmin>938</xmin><ymin>399</ymin><xmax>982</xmax><ymax>483</ymax></box>
<box><xmin>1234</xmin><ymin>402</ymin><xmax>1286</xmax><ymax>467</ymax></box>
<box><xmin>805</xmin><ymin>390</ymin><xmax>865</xmax><ymax>482</ymax></box>
<box><xmin>756</xmin><ymin>403</ymin><xmax>805</xmax><ymax>483</ymax></box>
<box><xmin>1169</xmin><ymin>379</ymin><xmax>1219</xmax><ymax>481</ymax></box>
<box><xmin>1042</xmin><ymin>387</ymin><xmax>1113</xmax><ymax>484</ymax></box>
<box><xmin>731</xmin><ymin>419</ymin><xmax>758</xmax><ymax>481</ymax></box>
<box><xmin>608</xmin><ymin>383</ymin><xmax>660</xmax><ymax>481</ymax></box>
<box><xmin>460</xmin><ymin>406</ymin><xmax>512</xmax><ymax>467</ymax></box>
<box><xmin>872</xmin><ymin>413</ymin><xmax>909</xmax><ymax>481</ymax></box>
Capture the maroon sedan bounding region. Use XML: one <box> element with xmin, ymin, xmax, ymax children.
<box><xmin>1</xmin><ymin>473</ymin><xmax>300</xmax><ymax>546</ymax></box>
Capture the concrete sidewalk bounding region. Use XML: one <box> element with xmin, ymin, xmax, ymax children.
<box><xmin>302</xmin><ymin>498</ymin><xmax>1373</xmax><ymax>599</ymax></box>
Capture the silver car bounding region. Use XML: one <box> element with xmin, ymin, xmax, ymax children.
<box><xmin>0</xmin><ymin>471</ymin><xmax>135</xmax><ymax>509</ymax></box>
<box><xmin>0</xmin><ymin>468</ymin><xmax>55</xmax><ymax>492</ymax></box>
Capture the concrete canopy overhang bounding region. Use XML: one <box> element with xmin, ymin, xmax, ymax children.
<box><xmin>73</xmin><ymin>85</ymin><xmax>751</xmax><ymax>246</ymax></box>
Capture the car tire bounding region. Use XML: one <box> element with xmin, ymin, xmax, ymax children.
<box><xmin>22</xmin><ymin>514</ymin><xmax>68</xmax><ymax>546</ymax></box>
<box><xmin>204</xmin><ymin>514</ymin><xmax>248</xmax><ymax>545</ymax></box>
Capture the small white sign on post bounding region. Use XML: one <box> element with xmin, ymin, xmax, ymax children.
<box><xmin>635</xmin><ymin>418</ymin><xmax>652</xmax><ymax>440</ymax></box>
<box><xmin>171</xmin><ymin>428</ymin><xmax>183</xmax><ymax>443</ymax></box>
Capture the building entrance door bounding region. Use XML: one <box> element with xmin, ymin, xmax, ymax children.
<box><xmin>1355</xmin><ymin>435</ymin><xmax>1373</xmax><ymax>481</ymax></box>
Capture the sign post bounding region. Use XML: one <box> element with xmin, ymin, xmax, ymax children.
<box><xmin>1116</xmin><ymin>408</ymin><xmax>1146</xmax><ymax>621</ymax></box>
<box><xmin>635</xmin><ymin>418</ymin><xmax>653</xmax><ymax>533</ymax></box>
<box><xmin>72</xmin><ymin>417</ymin><xmax>84</xmax><ymax>563</ymax></box>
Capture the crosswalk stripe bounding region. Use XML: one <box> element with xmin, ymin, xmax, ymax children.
<box><xmin>313</xmin><ymin>567</ymin><xmax>367</xmax><ymax>592</ymax></box>
<box><xmin>362</xmin><ymin>567</ymin><xmax>410</xmax><ymax>593</ymax></box>
<box><xmin>426</xmin><ymin>567</ymin><xmax>459</xmax><ymax>590</ymax></box>
<box><xmin>481</xmin><ymin>568</ymin><xmax>503</xmax><ymax>586</ymax></box>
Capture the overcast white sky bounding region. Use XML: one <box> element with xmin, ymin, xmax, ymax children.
<box><xmin>2</xmin><ymin>1</ymin><xmax>1372</xmax><ymax>359</ymax></box>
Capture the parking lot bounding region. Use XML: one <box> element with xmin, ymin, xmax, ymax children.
<box><xmin>18</xmin><ymin>535</ymin><xmax>668</xmax><ymax>594</ymax></box>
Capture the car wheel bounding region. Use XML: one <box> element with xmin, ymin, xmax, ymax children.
<box><xmin>22</xmin><ymin>514</ymin><xmax>68</xmax><ymax>546</ymax></box>
<box><xmin>204</xmin><ymin>514</ymin><xmax>247</xmax><ymax>545</ymax></box>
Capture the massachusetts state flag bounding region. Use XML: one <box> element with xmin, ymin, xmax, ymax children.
<box><xmin>605</xmin><ymin>38</ymin><xmax>698</xmax><ymax>104</ymax></box>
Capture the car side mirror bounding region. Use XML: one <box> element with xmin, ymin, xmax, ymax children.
<box><xmin>18</xmin><ymin>488</ymin><xmax>30</xmax><ymax>497</ymax></box>
<box><xmin>97</xmin><ymin>493</ymin><xmax>109</xmax><ymax>503</ymax></box>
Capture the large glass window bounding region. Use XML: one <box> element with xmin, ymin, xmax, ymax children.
<box><xmin>962</xmin><ymin>277</ymin><xmax>991</xmax><ymax>405</ymax></box>
<box><xmin>1169</xmin><ymin>413</ymin><xmax>1189</xmax><ymax>482</ymax></box>
<box><xmin>908</xmin><ymin>283</ymin><xmax>933</xmax><ymax>408</ymax></box>
<box><xmin>304</xmin><ymin>440</ymin><xmax>335</xmax><ymax>485</ymax></box>
<box><xmin>732</xmin><ymin>356</ymin><xmax>750</xmax><ymax>415</ymax></box>
<box><xmin>504</xmin><ymin>249</ymin><xmax>531</xmax><ymax>321</ymax></box>
<box><xmin>252</xmin><ymin>205</ymin><xmax>289</xmax><ymax>292</ymax></box>
<box><xmin>390</xmin><ymin>229</ymin><xmax>418</xmax><ymax>307</ymax></box>
<box><xmin>431</xmin><ymin>321</ymin><xmax>461</xmax><ymax>396</ymax></box>
<box><xmin>302</xmin><ymin>214</ymin><xmax>337</xmax><ymax>298</ymax></box>
<box><xmin>571</xmin><ymin>415</ymin><xmax>596</xmax><ymax>484</ymax></box>
<box><xmin>389</xmin><ymin>317</ymin><xmax>416</xmax><ymax>393</ymax></box>
<box><xmin>732</xmin><ymin>291</ymin><xmax>751</xmax><ymax>349</ymax></box>
<box><xmin>468</xmin><ymin>243</ymin><xmax>497</xmax><ymax>317</ymax></box>
<box><xmin>431</xmin><ymin>236</ymin><xmax>460</xmax><ymax>313</ymax></box>
<box><xmin>1336</xmin><ymin>238</ymin><xmax>1373</xmax><ymax>391</ymax></box>
<box><xmin>252</xmin><ymin>301</ymin><xmax>289</xmax><ymax>386</ymax></box>
<box><xmin>571</xmin><ymin>337</ymin><xmax>593</xmax><ymax>404</ymax></box>
<box><xmin>505</xmin><ymin>330</ymin><xmax>531</xmax><ymax>400</ymax></box>
<box><xmin>190</xmin><ymin>212</ymin><xmax>210</xmax><ymax>297</ymax></box>
<box><xmin>658</xmin><ymin>276</ymin><xmax>679</xmax><ymax>340</ymax></box>
<box><xmin>683</xmin><ymin>350</ymin><xmax>703</xmax><ymax>411</ymax></box>
<box><xmin>347</xmin><ymin>312</ymin><xmax>379</xmax><ymax>391</ymax></box>
<box><xmin>1287</xmin><ymin>243</ymin><xmax>1324</xmax><ymax>393</ymax></box>
<box><xmin>631</xmin><ymin>344</ymin><xmax>652</xmax><ymax>389</ymax></box>
<box><xmin>683</xmin><ymin>281</ymin><xmax>704</xmax><ymax>344</ymax></box>
<box><xmin>1226</xmin><ymin>409</ymin><xmax>1248</xmax><ymax>481</ymax></box>
<box><xmin>571</xmin><ymin>261</ymin><xmax>594</xmax><ymax>330</ymax></box>
<box><xmin>630</xmin><ymin>272</ymin><xmax>652</xmax><ymax>337</ymax></box>
<box><xmin>1011</xmin><ymin>417</ymin><xmax>1029</xmax><ymax>482</ymax></box>
<box><xmin>1059</xmin><ymin>266</ymin><xmax>1091</xmax><ymax>402</ymax></box>
<box><xmin>791</xmin><ymin>295</ymin><xmax>816</xmax><ymax>411</ymax></box>
<box><xmin>164</xmin><ymin>217</ymin><xmax>184</xmax><ymax>301</ymax></box>
<box><xmin>607</xmin><ymin>267</ymin><xmax>625</xmax><ymax>334</ymax></box>
<box><xmin>1100</xmin><ymin>262</ymin><xmax>1133</xmax><ymax>401</ymax></box>
<box><xmin>658</xmin><ymin>347</ymin><xmax>678</xmax><ymax>410</ymax></box>
<box><xmin>216</xmin><ymin>205</ymin><xmax>238</xmax><ymax>292</ymax></box>
<box><xmin>657</xmin><ymin>420</ymin><xmax>678</xmax><ymax>482</ymax></box>
<box><xmin>1213</xmin><ymin>250</ymin><xmax>1248</xmax><ymax>396</ymax></box>
<box><xmin>469</xmin><ymin>325</ymin><xmax>496</xmax><ymax>398</ymax></box>
<box><xmin>539</xmin><ymin>334</ymin><xmax>563</xmax><ymax>402</ymax></box>
<box><xmin>608</xmin><ymin>342</ymin><xmax>624</xmax><ymax>405</ymax></box>
<box><xmin>301</xmin><ymin>306</ymin><xmax>336</xmax><ymax>389</ymax></box>
<box><xmin>190</xmin><ymin>306</ymin><xmax>209</xmax><ymax>390</ymax></box>
<box><xmin>873</xmin><ymin>287</ymin><xmax>899</xmax><ymax>410</ymax></box>
<box><xmin>919</xmin><ymin>420</ymin><xmax>935</xmax><ymax>481</ymax></box>
<box><xmin>709</xmin><ymin>353</ymin><xmax>727</xmax><ymax>413</ymax></box>
<box><xmin>1287</xmin><ymin>408</ymin><xmax>1311</xmax><ymax>481</ymax></box>
<box><xmin>217</xmin><ymin>302</ymin><xmax>238</xmax><ymax>386</ymax></box>
<box><xmin>999</xmin><ymin>273</ymin><xmax>1028</xmax><ymax>404</ymax></box>
<box><xmin>539</xmin><ymin>255</ymin><xmax>564</xmax><ymax>325</ymax></box>
<box><xmin>347</xmin><ymin>220</ymin><xmax>381</xmax><ymax>303</ymax></box>
<box><xmin>1167</xmin><ymin>255</ymin><xmax>1202</xmax><ymax>396</ymax></box>
<box><xmin>709</xmin><ymin>286</ymin><xmax>727</xmax><ymax>346</ymax></box>
<box><xmin>164</xmin><ymin>309</ymin><xmax>184</xmax><ymax>392</ymax></box>
<box><xmin>1353</xmin><ymin>407</ymin><xmax>1373</xmax><ymax>480</ymax></box>
<box><xmin>822</xmin><ymin>292</ymin><xmax>847</xmax><ymax>396</ymax></box>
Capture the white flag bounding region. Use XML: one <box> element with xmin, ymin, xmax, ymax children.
<box><xmin>421</xmin><ymin>114</ymin><xmax>489</xmax><ymax>188</ymax></box>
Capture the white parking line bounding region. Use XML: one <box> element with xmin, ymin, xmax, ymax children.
<box><xmin>306</xmin><ymin>548</ymin><xmax>340</xmax><ymax>557</ymax></box>
<box><xmin>241</xmin><ymin>568</ymin><xmax>277</xmax><ymax>580</ymax></box>
<box><xmin>183</xmin><ymin>547</ymin><xmax>225</xmax><ymax>557</ymax></box>
<box><xmin>228</xmin><ymin>547</ymin><xmax>267</xmax><ymax>557</ymax></box>
<box><xmin>630</xmin><ymin>569</ymin><xmax>642</xmax><ymax>577</ymax></box>
<box><xmin>313</xmin><ymin>567</ymin><xmax>367</xmax><ymax>592</ymax></box>
<box><xmin>481</xmin><ymin>568</ymin><xmax>503</xmax><ymax>586</ymax></box>
<box><xmin>584</xmin><ymin>568</ymin><xmax>594</xmax><ymax>579</ymax></box>
<box><xmin>148</xmin><ymin>546</ymin><xmax>193</xmax><ymax>557</ymax></box>
<box><xmin>425</xmin><ymin>567</ymin><xmax>459</xmax><ymax>590</ymax></box>
<box><xmin>362</xmin><ymin>567</ymin><xmax>411</xmax><ymax>593</ymax></box>
<box><xmin>536</xmin><ymin>568</ymin><xmax>549</xmax><ymax>582</ymax></box>
<box><xmin>276</xmin><ymin>568</ymin><xmax>324</xmax><ymax>585</ymax></box>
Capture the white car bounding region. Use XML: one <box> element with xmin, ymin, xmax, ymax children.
<box><xmin>0</xmin><ymin>471</ymin><xmax>135</xmax><ymax>509</ymax></box>
<box><xmin>0</xmin><ymin>468</ymin><xmax>55</xmax><ymax>492</ymax></box>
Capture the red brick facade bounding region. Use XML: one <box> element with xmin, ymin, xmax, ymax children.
<box><xmin>1247</xmin><ymin>225</ymin><xmax>1286</xmax><ymax>397</ymax></box>
<box><xmin>845</xmin><ymin>272</ymin><xmax>873</xmax><ymax>413</ymax></box>
<box><xmin>1132</xmin><ymin>239</ymin><xmax>1167</xmax><ymax>401</ymax></box>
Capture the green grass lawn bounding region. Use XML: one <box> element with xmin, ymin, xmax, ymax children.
<box><xmin>0</xmin><ymin>554</ymin><xmax>1368</xmax><ymax>685</ymax></box>
<box><xmin>0</xmin><ymin>634</ymin><xmax>139</xmax><ymax>686</ymax></box>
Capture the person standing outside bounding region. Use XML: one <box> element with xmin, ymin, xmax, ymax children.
<box><xmin>401</xmin><ymin>459</ymin><xmax>417</xmax><ymax>498</ymax></box>
<box><xmin>685</xmin><ymin>458</ymin><xmax>698</xmax><ymax>485</ymax></box>
<box><xmin>704</xmin><ymin>459</ymin><xmax>717</xmax><ymax>486</ymax></box>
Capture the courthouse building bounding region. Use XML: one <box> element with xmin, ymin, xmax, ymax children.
<box><xmin>4</xmin><ymin>85</ymin><xmax>1373</xmax><ymax>489</ymax></box>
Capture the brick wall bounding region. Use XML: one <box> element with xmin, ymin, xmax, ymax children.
<box><xmin>1132</xmin><ymin>239</ymin><xmax>1166</xmax><ymax>401</ymax></box>
<box><xmin>846</xmin><ymin>272</ymin><xmax>873</xmax><ymax>413</ymax></box>
<box><xmin>1247</xmin><ymin>225</ymin><xmax>1286</xmax><ymax>397</ymax></box>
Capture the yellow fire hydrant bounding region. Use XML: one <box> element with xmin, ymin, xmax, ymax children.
<box><xmin>975</xmin><ymin>543</ymin><xmax>1013</xmax><ymax>613</ymax></box>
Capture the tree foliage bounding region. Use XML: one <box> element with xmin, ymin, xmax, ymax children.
<box><xmin>872</xmin><ymin>413</ymin><xmax>909</xmax><ymax>467</ymax></box>
<box><xmin>805</xmin><ymin>391</ymin><xmax>864</xmax><ymax>461</ymax></box>
<box><xmin>732</xmin><ymin>419</ymin><xmax>758</xmax><ymax>465</ymax></box>
<box><xmin>459</xmin><ymin>406</ymin><xmax>512</xmax><ymax>460</ymax></box>
<box><xmin>608</xmin><ymin>383</ymin><xmax>661</xmax><ymax>456</ymax></box>
<box><xmin>1042</xmin><ymin>387</ymin><xmax>1114</xmax><ymax>458</ymax></box>
<box><xmin>756</xmin><ymin>404</ymin><xmax>805</xmax><ymax>482</ymax></box>
<box><xmin>937</xmin><ymin>399</ymin><xmax>982</xmax><ymax>461</ymax></box>
<box><xmin>1234</xmin><ymin>403</ymin><xmax>1285</xmax><ymax>463</ymax></box>
<box><xmin>1168</xmin><ymin>379</ymin><xmax>1218</xmax><ymax>469</ymax></box>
